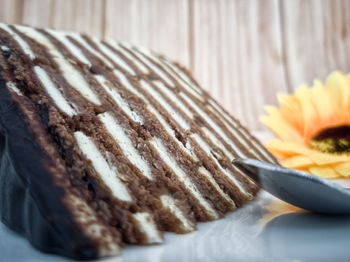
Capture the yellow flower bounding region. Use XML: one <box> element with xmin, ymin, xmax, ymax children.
<box><xmin>261</xmin><ymin>71</ymin><xmax>350</xmax><ymax>179</ymax></box>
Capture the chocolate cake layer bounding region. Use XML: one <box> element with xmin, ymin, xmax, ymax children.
<box><xmin>0</xmin><ymin>23</ymin><xmax>276</xmax><ymax>259</ymax></box>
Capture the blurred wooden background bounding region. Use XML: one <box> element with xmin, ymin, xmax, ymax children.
<box><xmin>1</xmin><ymin>0</ymin><xmax>350</xmax><ymax>131</ymax></box>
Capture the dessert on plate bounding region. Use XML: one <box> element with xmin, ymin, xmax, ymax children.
<box><xmin>0</xmin><ymin>23</ymin><xmax>276</xmax><ymax>259</ymax></box>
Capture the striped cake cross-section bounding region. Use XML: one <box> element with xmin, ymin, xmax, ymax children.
<box><xmin>0</xmin><ymin>23</ymin><xmax>276</xmax><ymax>259</ymax></box>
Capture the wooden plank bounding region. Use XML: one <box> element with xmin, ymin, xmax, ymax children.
<box><xmin>104</xmin><ymin>0</ymin><xmax>190</xmax><ymax>67</ymax></box>
<box><xmin>281</xmin><ymin>0</ymin><xmax>350</xmax><ymax>89</ymax></box>
<box><xmin>21</xmin><ymin>0</ymin><xmax>54</xmax><ymax>27</ymax></box>
<box><xmin>51</xmin><ymin>0</ymin><xmax>105</xmax><ymax>37</ymax></box>
<box><xmin>0</xmin><ymin>0</ymin><xmax>23</xmax><ymax>24</ymax></box>
<box><xmin>21</xmin><ymin>0</ymin><xmax>105</xmax><ymax>37</ymax></box>
<box><xmin>191</xmin><ymin>0</ymin><xmax>287</xmax><ymax>130</ymax></box>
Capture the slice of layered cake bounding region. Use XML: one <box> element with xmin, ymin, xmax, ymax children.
<box><xmin>0</xmin><ymin>23</ymin><xmax>276</xmax><ymax>259</ymax></box>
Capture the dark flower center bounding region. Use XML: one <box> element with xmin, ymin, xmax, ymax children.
<box><xmin>310</xmin><ymin>125</ymin><xmax>350</xmax><ymax>154</ymax></box>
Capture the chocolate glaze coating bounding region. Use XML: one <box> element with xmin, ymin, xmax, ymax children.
<box><xmin>0</xmin><ymin>73</ymin><xmax>98</xmax><ymax>260</ymax></box>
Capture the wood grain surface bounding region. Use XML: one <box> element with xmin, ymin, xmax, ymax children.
<box><xmin>0</xmin><ymin>0</ymin><xmax>349</xmax><ymax>131</ymax></box>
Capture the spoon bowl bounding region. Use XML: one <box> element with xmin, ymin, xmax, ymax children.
<box><xmin>233</xmin><ymin>158</ymin><xmax>350</xmax><ymax>215</ymax></box>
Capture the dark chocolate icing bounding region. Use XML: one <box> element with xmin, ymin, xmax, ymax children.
<box><xmin>0</xmin><ymin>72</ymin><xmax>98</xmax><ymax>260</ymax></box>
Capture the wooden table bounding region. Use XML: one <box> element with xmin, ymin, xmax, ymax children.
<box><xmin>1</xmin><ymin>0</ymin><xmax>350</xmax><ymax>132</ymax></box>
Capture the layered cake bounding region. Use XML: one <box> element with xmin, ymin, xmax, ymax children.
<box><xmin>0</xmin><ymin>23</ymin><xmax>276</xmax><ymax>259</ymax></box>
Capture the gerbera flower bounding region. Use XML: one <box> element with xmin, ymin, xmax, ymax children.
<box><xmin>261</xmin><ymin>71</ymin><xmax>350</xmax><ymax>179</ymax></box>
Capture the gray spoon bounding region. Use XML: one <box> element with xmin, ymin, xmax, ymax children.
<box><xmin>233</xmin><ymin>158</ymin><xmax>350</xmax><ymax>215</ymax></box>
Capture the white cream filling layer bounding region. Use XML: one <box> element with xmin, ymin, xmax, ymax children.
<box><xmin>208</xmin><ymin>100</ymin><xmax>275</xmax><ymax>163</ymax></box>
<box><xmin>207</xmin><ymin>103</ymin><xmax>259</xmax><ymax>158</ymax></box>
<box><xmin>201</xmin><ymin>126</ymin><xmax>235</xmax><ymax>161</ymax></box>
<box><xmin>15</xmin><ymin>25</ymin><xmax>101</xmax><ymax>105</ymax></box>
<box><xmin>0</xmin><ymin>23</ymin><xmax>35</xmax><ymax>59</ymax></box>
<box><xmin>0</xmin><ymin>45</ymin><xmax>9</xmax><ymax>52</ymax></box>
<box><xmin>141</xmin><ymin>50</ymin><xmax>204</xmax><ymax>102</ymax></box>
<box><xmin>113</xmin><ymin>69</ymin><xmax>136</xmax><ymax>92</ymax></box>
<box><xmin>161</xmin><ymin>59</ymin><xmax>204</xmax><ymax>102</ymax></box>
<box><xmin>107</xmin><ymin>40</ymin><xmax>149</xmax><ymax>74</ymax></box>
<box><xmin>95</xmin><ymin>75</ymin><xmax>144</xmax><ymax>124</ymax></box>
<box><xmin>74</xmin><ymin>131</ymin><xmax>132</xmax><ymax>202</ymax></box>
<box><xmin>184</xmin><ymin>140</ymin><xmax>200</xmax><ymax>162</ymax></box>
<box><xmin>97</xmin><ymin>111</ymin><xmax>195</xmax><ymax>231</ymax></box>
<box><xmin>160</xmin><ymin>195</ymin><xmax>195</xmax><ymax>232</ymax></box>
<box><xmin>127</xmin><ymin>47</ymin><xmax>175</xmax><ymax>87</ymax></box>
<box><xmin>162</xmin><ymin>58</ymin><xmax>203</xmax><ymax>94</ymax></box>
<box><xmin>140</xmin><ymin>80</ymin><xmax>190</xmax><ymax>131</ymax></box>
<box><xmin>180</xmin><ymin>92</ymin><xmax>245</xmax><ymax>158</ymax></box>
<box><xmin>67</xmin><ymin>33</ymin><xmax>114</xmax><ymax>69</ymax></box>
<box><xmin>184</xmin><ymin>132</ymin><xmax>237</xmax><ymax>206</ymax></box>
<box><xmin>179</xmin><ymin>81</ymin><xmax>204</xmax><ymax>102</ymax></box>
<box><xmin>98</xmin><ymin>112</ymin><xmax>153</xmax><ymax>180</ymax></box>
<box><xmin>46</xmin><ymin>29</ymin><xmax>92</xmax><ymax>67</ymax></box>
<box><xmin>34</xmin><ymin>66</ymin><xmax>76</xmax><ymax>117</ymax></box>
<box><xmin>133</xmin><ymin>212</ymin><xmax>162</xmax><ymax>244</ymax></box>
<box><xmin>113</xmin><ymin>69</ymin><xmax>197</xmax><ymax>161</ymax></box>
<box><xmin>67</xmin><ymin>194</ymin><xmax>121</xmax><ymax>256</ymax></box>
<box><xmin>150</xmin><ymin>137</ymin><xmax>218</xmax><ymax>219</ymax></box>
<box><xmin>92</xmin><ymin>38</ymin><xmax>135</xmax><ymax>75</ymax></box>
<box><xmin>153</xmin><ymin>80</ymin><xmax>194</xmax><ymax>119</ymax></box>
<box><xmin>148</xmin><ymin>104</ymin><xmax>198</xmax><ymax>162</ymax></box>
<box><xmin>136</xmin><ymin>49</ymin><xmax>179</xmax><ymax>86</ymax></box>
<box><xmin>198</xmin><ymin>167</ymin><xmax>235</xmax><ymax>208</ymax></box>
<box><xmin>6</xmin><ymin>82</ymin><xmax>22</xmax><ymax>96</ymax></box>
<box><xmin>191</xmin><ymin>134</ymin><xmax>250</xmax><ymax>197</ymax></box>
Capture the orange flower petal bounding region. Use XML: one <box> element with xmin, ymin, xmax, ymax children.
<box><xmin>281</xmin><ymin>156</ymin><xmax>313</xmax><ymax>169</ymax></box>
<box><xmin>308</xmin><ymin>152</ymin><xmax>350</xmax><ymax>166</ymax></box>
<box><xmin>261</xmin><ymin>107</ymin><xmax>303</xmax><ymax>143</ymax></box>
<box><xmin>308</xmin><ymin>166</ymin><xmax>339</xmax><ymax>179</ymax></box>
<box><xmin>310</xmin><ymin>80</ymin><xmax>336</xmax><ymax>125</ymax></box>
<box><xmin>295</xmin><ymin>85</ymin><xmax>320</xmax><ymax>138</ymax></box>
<box><xmin>277</xmin><ymin>93</ymin><xmax>303</xmax><ymax>131</ymax></box>
<box><xmin>333</xmin><ymin>162</ymin><xmax>350</xmax><ymax>177</ymax></box>
<box><xmin>325</xmin><ymin>71</ymin><xmax>350</xmax><ymax>110</ymax></box>
<box><xmin>264</xmin><ymin>139</ymin><xmax>305</xmax><ymax>158</ymax></box>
